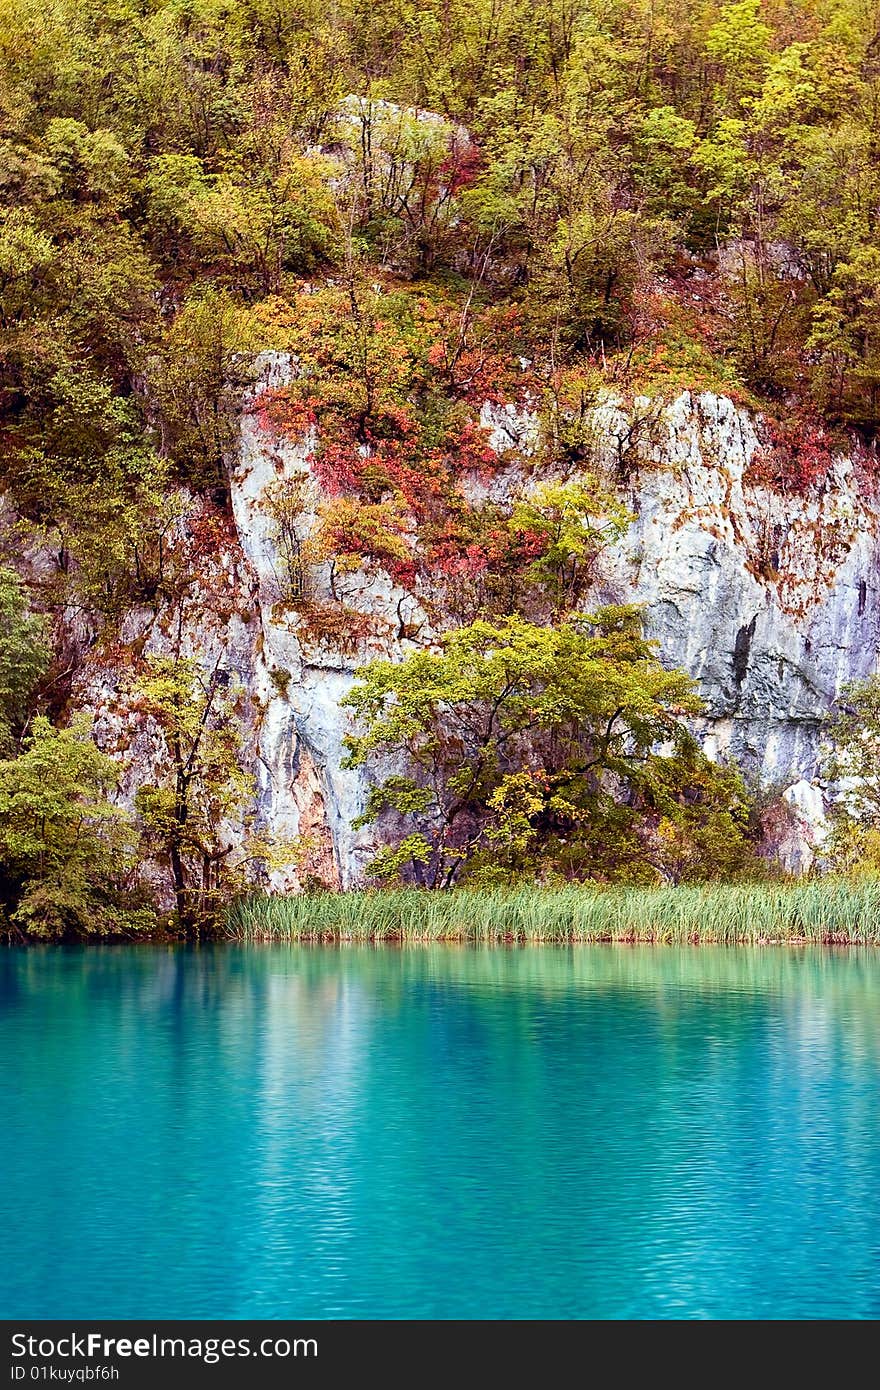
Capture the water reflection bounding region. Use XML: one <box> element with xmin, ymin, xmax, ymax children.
<box><xmin>1</xmin><ymin>945</ymin><xmax>880</xmax><ymax>1318</ymax></box>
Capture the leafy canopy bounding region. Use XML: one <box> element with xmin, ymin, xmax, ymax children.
<box><xmin>0</xmin><ymin>565</ymin><xmax>48</xmax><ymax>752</ymax></box>
<box><xmin>344</xmin><ymin>607</ymin><xmax>760</xmax><ymax>886</ymax></box>
<box><xmin>823</xmin><ymin>677</ymin><xmax>880</xmax><ymax>874</ymax></box>
<box><xmin>0</xmin><ymin>714</ymin><xmax>148</xmax><ymax>939</ymax></box>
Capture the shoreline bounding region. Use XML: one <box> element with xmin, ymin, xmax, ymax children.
<box><xmin>3</xmin><ymin>933</ymin><xmax>879</xmax><ymax>949</ymax></box>
<box><xmin>222</xmin><ymin>931</ymin><xmax>880</xmax><ymax>947</ymax></box>
<box><xmin>7</xmin><ymin>882</ymin><xmax>880</xmax><ymax>947</ymax></box>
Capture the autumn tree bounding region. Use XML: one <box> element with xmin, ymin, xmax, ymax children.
<box><xmin>508</xmin><ymin>481</ymin><xmax>631</xmax><ymax>612</ymax></box>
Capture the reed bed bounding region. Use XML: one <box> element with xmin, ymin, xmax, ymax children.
<box><xmin>225</xmin><ymin>880</ymin><xmax>880</xmax><ymax>946</ymax></box>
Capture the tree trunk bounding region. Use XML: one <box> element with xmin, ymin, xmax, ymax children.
<box><xmin>169</xmin><ymin>839</ymin><xmax>192</xmax><ymax>936</ymax></box>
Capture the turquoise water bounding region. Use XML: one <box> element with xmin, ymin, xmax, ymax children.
<box><xmin>2</xmin><ymin>945</ymin><xmax>880</xmax><ymax>1320</ymax></box>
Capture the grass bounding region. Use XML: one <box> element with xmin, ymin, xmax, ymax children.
<box><xmin>225</xmin><ymin>880</ymin><xmax>880</xmax><ymax>946</ymax></box>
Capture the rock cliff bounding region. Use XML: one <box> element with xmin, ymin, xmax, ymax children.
<box><xmin>73</xmin><ymin>357</ymin><xmax>880</xmax><ymax>888</ymax></box>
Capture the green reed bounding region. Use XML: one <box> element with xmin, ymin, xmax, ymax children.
<box><xmin>225</xmin><ymin>879</ymin><xmax>880</xmax><ymax>945</ymax></box>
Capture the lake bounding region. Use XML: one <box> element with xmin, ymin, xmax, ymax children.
<box><xmin>2</xmin><ymin>944</ymin><xmax>879</xmax><ymax>1320</ymax></box>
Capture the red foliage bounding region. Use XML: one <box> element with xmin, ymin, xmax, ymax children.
<box><xmin>746</xmin><ymin>417</ymin><xmax>838</xmax><ymax>492</ymax></box>
<box><xmin>511</xmin><ymin>527</ymin><xmax>550</xmax><ymax>560</ymax></box>
<box><xmin>186</xmin><ymin>504</ymin><xmax>237</xmax><ymax>559</ymax></box>
<box><xmin>311</xmin><ymin>436</ymin><xmax>363</xmax><ymax>496</ymax></box>
<box><xmin>422</xmin><ymin>302</ymin><xmax>531</xmax><ymax>405</ymax></box>
<box><xmin>251</xmin><ymin>283</ymin><xmax>544</xmax><ymax>597</ymax></box>
<box><xmin>437</xmin><ymin>141</ymin><xmax>482</xmax><ymax>196</ymax></box>
<box><xmin>254</xmin><ymin>389</ymin><xmax>308</xmax><ymax>436</ymax></box>
<box><xmin>424</xmin><ymin>519</ymin><xmax>545</xmax><ymax>581</ymax></box>
<box><xmin>427</xmin><ymin>535</ymin><xmax>490</xmax><ymax>578</ymax></box>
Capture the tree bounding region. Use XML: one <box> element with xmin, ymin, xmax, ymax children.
<box><xmin>145</xmin><ymin>149</ymin><xmax>338</xmax><ymax>292</ymax></box>
<box><xmin>132</xmin><ymin>654</ymin><xmax>253</xmax><ymax>931</ymax></box>
<box><xmin>823</xmin><ymin>676</ymin><xmax>880</xmax><ymax>872</ymax></box>
<box><xmin>705</xmin><ymin>0</ymin><xmax>772</xmax><ymax>108</ymax></box>
<box><xmin>339</xmin><ymin>95</ymin><xmax>481</xmax><ymax>271</ymax></box>
<box><xmin>344</xmin><ymin>606</ymin><xmax>759</xmax><ymax>886</ymax></box>
<box><xmin>264</xmin><ymin>474</ymin><xmax>315</xmax><ymax>603</ymax></box>
<box><xmin>0</xmin><ymin>565</ymin><xmax>49</xmax><ymax>753</ymax></box>
<box><xmin>147</xmin><ymin>289</ymin><xmax>263</xmax><ymax>492</ymax></box>
<box><xmin>508</xmin><ymin>480</ymin><xmax>631</xmax><ymax>612</ymax></box>
<box><xmin>2</xmin><ymin>0</ymin><xmax>877</xmax><ymax>921</ymax></box>
<box><xmin>0</xmin><ymin>714</ymin><xmax>148</xmax><ymax>939</ymax></box>
<box><xmin>312</xmin><ymin>495</ymin><xmax>415</xmax><ymax>597</ymax></box>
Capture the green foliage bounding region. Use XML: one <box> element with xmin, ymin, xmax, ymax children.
<box><xmin>0</xmin><ymin>714</ymin><xmax>150</xmax><ymax>939</ymax></box>
<box><xmin>344</xmin><ymin>606</ymin><xmax>761</xmax><ymax>886</ymax></box>
<box><xmin>1</xmin><ymin>0</ymin><xmax>878</xmax><ymax>563</ymax></box>
<box><xmin>0</xmin><ymin>566</ymin><xmax>49</xmax><ymax>752</ymax></box>
<box><xmin>823</xmin><ymin>676</ymin><xmax>880</xmax><ymax>873</ymax></box>
<box><xmin>0</xmin><ymin>570</ymin><xmax>150</xmax><ymax>939</ymax></box>
<box><xmin>0</xmin><ymin>0</ymin><xmax>876</xmax><ymax>650</ymax></box>
<box><xmin>132</xmin><ymin>654</ymin><xmax>253</xmax><ymax>931</ymax></box>
<box><xmin>145</xmin><ymin>148</ymin><xmax>339</xmax><ymax>291</ymax></box>
<box><xmin>146</xmin><ymin>289</ymin><xmax>264</xmax><ymax>490</ymax></box>
<box><xmin>508</xmin><ymin>481</ymin><xmax>631</xmax><ymax>611</ymax></box>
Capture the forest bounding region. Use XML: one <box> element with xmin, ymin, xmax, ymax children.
<box><xmin>1</xmin><ymin>0</ymin><xmax>880</xmax><ymax>936</ymax></box>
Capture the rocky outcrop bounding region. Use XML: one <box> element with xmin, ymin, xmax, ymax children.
<box><xmin>596</xmin><ymin>393</ymin><xmax>879</xmax><ymax>787</ymax></box>
<box><xmin>594</xmin><ymin>391</ymin><xmax>880</xmax><ymax>869</ymax></box>
<box><xmin>68</xmin><ymin>360</ymin><xmax>880</xmax><ymax>885</ymax></box>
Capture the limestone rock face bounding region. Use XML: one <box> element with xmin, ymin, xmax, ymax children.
<box><xmin>69</xmin><ymin>359</ymin><xmax>880</xmax><ymax>885</ymax></box>
<box><xmin>227</xmin><ymin>353</ymin><xmax>423</xmax><ymax>888</ymax></box>
<box><xmin>596</xmin><ymin>392</ymin><xmax>880</xmax><ymax>789</ymax></box>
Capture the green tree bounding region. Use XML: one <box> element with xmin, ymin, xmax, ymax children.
<box><xmin>823</xmin><ymin>676</ymin><xmax>880</xmax><ymax>873</ymax></box>
<box><xmin>147</xmin><ymin>289</ymin><xmax>263</xmax><ymax>491</ymax></box>
<box><xmin>705</xmin><ymin>0</ymin><xmax>772</xmax><ymax>109</ymax></box>
<box><xmin>0</xmin><ymin>565</ymin><xmax>49</xmax><ymax>752</ymax></box>
<box><xmin>0</xmin><ymin>714</ymin><xmax>148</xmax><ymax>939</ymax></box>
<box><xmin>344</xmin><ymin>606</ymin><xmax>759</xmax><ymax>886</ymax></box>
<box><xmin>508</xmin><ymin>480</ymin><xmax>631</xmax><ymax>611</ymax></box>
<box><xmin>132</xmin><ymin>654</ymin><xmax>253</xmax><ymax>931</ymax></box>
